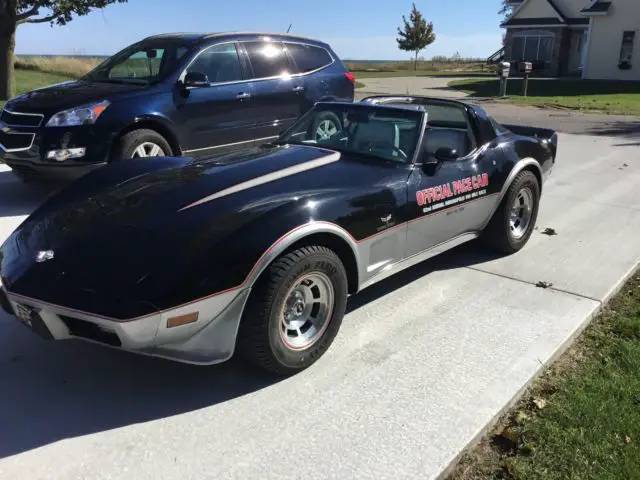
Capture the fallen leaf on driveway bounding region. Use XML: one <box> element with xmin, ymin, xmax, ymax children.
<box><xmin>536</xmin><ymin>281</ymin><xmax>553</xmax><ymax>289</ymax></box>
<box><xmin>533</xmin><ymin>397</ymin><xmax>547</xmax><ymax>409</ymax></box>
<box><xmin>541</xmin><ymin>228</ymin><xmax>557</xmax><ymax>236</ymax></box>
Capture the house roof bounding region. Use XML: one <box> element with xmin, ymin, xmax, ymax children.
<box><xmin>501</xmin><ymin>0</ymin><xmax>591</xmax><ymax>27</ymax></box>
<box><xmin>580</xmin><ymin>1</ymin><xmax>612</xmax><ymax>15</ymax></box>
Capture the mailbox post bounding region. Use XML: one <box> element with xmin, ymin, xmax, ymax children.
<box><xmin>496</xmin><ymin>61</ymin><xmax>510</xmax><ymax>97</ymax></box>
<box><xmin>518</xmin><ymin>61</ymin><xmax>533</xmax><ymax>96</ymax></box>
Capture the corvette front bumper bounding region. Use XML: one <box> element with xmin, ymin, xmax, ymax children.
<box><xmin>0</xmin><ymin>286</ymin><xmax>251</xmax><ymax>365</ymax></box>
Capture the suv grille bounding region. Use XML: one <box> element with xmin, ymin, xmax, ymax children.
<box><xmin>0</xmin><ymin>109</ymin><xmax>43</xmax><ymax>127</ymax></box>
<box><xmin>0</xmin><ymin>130</ymin><xmax>34</xmax><ymax>152</ymax></box>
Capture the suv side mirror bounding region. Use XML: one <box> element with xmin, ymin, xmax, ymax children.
<box><xmin>183</xmin><ymin>71</ymin><xmax>209</xmax><ymax>87</ymax></box>
<box><xmin>435</xmin><ymin>146</ymin><xmax>458</xmax><ymax>162</ymax></box>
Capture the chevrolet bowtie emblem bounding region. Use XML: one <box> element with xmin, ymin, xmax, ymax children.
<box><xmin>35</xmin><ymin>250</ymin><xmax>54</xmax><ymax>263</ymax></box>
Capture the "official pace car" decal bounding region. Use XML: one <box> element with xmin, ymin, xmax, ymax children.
<box><xmin>416</xmin><ymin>173</ymin><xmax>490</xmax><ymax>214</ymax></box>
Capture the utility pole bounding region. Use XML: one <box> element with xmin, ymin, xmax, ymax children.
<box><xmin>286</xmin><ymin>23</ymin><xmax>292</xmax><ymax>33</ymax></box>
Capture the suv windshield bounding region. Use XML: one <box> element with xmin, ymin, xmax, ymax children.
<box><xmin>82</xmin><ymin>40</ymin><xmax>192</xmax><ymax>85</ymax></box>
<box><xmin>276</xmin><ymin>103</ymin><xmax>424</xmax><ymax>164</ymax></box>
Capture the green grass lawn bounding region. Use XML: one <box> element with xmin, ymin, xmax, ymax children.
<box><xmin>448</xmin><ymin>78</ymin><xmax>640</xmax><ymax>116</ymax></box>
<box><xmin>451</xmin><ymin>273</ymin><xmax>640</xmax><ymax>479</ymax></box>
<box><xmin>1</xmin><ymin>69</ymin><xmax>74</xmax><ymax>108</ymax></box>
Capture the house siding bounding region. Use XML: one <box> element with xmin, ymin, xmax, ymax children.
<box><xmin>558</xmin><ymin>0</ymin><xmax>589</xmax><ymax>17</ymax></box>
<box><xmin>513</xmin><ymin>0</ymin><xmax>563</xmax><ymax>19</ymax></box>
<box><xmin>584</xmin><ymin>0</ymin><xmax>640</xmax><ymax>80</ymax></box>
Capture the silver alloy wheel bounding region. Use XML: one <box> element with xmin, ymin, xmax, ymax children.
<box><xmin>510</xmin><ymin>186</ymin><xmax>534</xmax><ymax>239</ymax></box>
<box><xmin>131</xmin><ymin>142</ymin><xmax>165</xmax><ymax>158</ymax></box>
<box><xmin>315</xmin><ymin>120</ymin><xmax>338</xmax><ymax>140</ymax></box>
<box><xmin>279</xmin><ymin>272</ymin><xmax>335</xmax><ymax>350</ymax></box>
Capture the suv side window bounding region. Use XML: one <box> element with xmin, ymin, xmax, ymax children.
<box><xmin>285</xmin><ymin>43</ymin><xmax>333</xmax><ymax>73</ymax></box>
<box><xmin>186</xmin><ymin>43</ymin><xmax>244</xmax><ymax>84</ymax></box>
<box><xmin>243</xmin><ymin>41</ymin><xmax>293</xmax><ymax>79</ymax></box>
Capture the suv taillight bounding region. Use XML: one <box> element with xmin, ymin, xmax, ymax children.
<box><xmin>345</xmin><ymin>72</ymin><xmax>356</xmax><ymax>84</ymax></box>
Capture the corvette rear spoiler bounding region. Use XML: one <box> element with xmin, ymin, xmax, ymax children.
<box><xmin>503</xmin><ymin>124</ymin><xmax>558</xmax><ymax>160</ymax></box>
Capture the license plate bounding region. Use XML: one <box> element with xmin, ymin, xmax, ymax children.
<box><xmin>11</xmin><ymin>302</ymin><xmax>54</xmax><ymax>340</ymax></box>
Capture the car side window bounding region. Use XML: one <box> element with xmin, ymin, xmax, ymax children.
<box><xmin>243</xmin><ymin>41</ymin><xmax>293</xmax><ymax>79</ymax></box>
<box><xmin>186</xmin><ymin>43</ymin><xmax>243</xmax><ymax>84</ymax></box>
<box><xmin>285</xmin><ymin>43</ymin><xmax>333</xmax><ymax>73</ymax></box>
<box><xmin>421</xmin><ymin>103</ymin><xmax>477</xmax><ymax>159</ymax></box>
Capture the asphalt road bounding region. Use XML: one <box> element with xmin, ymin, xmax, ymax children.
<box><xmin>1</xmin><ymin>105</ymin><xmax>640</xmax><ymax>479</ymax></box>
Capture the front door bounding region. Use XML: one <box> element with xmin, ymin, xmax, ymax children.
<box><xmin>240</xmin><ymin>40</ymin><xmax>306</xmax><ymax>142</ymax></box>
<box><xmin>175</xmin><ymin>42</ymin><xmax>257</xmax><ymax>156</ymax></box>
<box><xmin>568</xmin><ymin>30</ymin><xmax>586</xmax><ymax>74</ymax></box>
<box><xmin>406</xmin><ymin>129</ymin><xmax>499</xmax><ymax>258</ymax></box>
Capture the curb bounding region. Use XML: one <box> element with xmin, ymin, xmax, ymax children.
<box><xmin>435</xmin><ymin>258</ymin><xmax>640</xmax><ymax>480</ymax></box>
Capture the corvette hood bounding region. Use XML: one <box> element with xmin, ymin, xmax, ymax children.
<box><xmin>0</xmin><ymin>144</ymin><xmax>344</xmax><ymax>308</ymax></box>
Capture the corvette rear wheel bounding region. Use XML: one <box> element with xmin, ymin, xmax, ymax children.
<box><xmin>236</xmin><ymin>245</ymin><xmax>348</xmax><ymax>376</ymax></box>
<box><xmin>482</xmin><ymin>170</ymin><xmax>540</xmax><ymax>254</ymax></box>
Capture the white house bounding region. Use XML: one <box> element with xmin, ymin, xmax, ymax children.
<box><xmin>501</xmin><ymin>0</ymin><xmax>639</xmax><ymax>80</ymax></box>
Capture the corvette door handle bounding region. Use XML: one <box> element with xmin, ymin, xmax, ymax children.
<box><xmin>236</xmin><ymin>92</ymin><xmax>251</xmax><ymax>100</ymax></box>
<box><xmin>292</xmin><ymin>86</ymin><xmax>305</xmax><ymax>93</ymax></box>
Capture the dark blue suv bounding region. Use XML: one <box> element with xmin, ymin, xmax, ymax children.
<box><xmin>0</xmin><ymin>32</ymin><xmax>355</xmax><ymax>182</ymax></box>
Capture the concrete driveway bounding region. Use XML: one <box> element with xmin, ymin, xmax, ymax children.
<box><xmin>357</xmin><ymin>75</ymin><xmax>477</xmax><ymax>99</ymax></box>
<box><xmin>0</xmin><ymin>106</ymin><xmax>639</xmax><ymax>480</ymax></box>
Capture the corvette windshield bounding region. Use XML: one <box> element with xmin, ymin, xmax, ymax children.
<box><xmin>276</xmin><ymin>103</ymin><xmax>423</xmax><ymax>164</ymax></box>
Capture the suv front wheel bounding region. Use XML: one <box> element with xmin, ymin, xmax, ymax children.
<box><xmin>112</xmin><ymin>129</ymin><xmax>173</xmax><ymax>161</ymax></box>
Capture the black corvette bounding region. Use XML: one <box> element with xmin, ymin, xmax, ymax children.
<box><xmin>0</xmin><ymin>95</ymin><xmax>557</xmax><ymax>375</ymax></box>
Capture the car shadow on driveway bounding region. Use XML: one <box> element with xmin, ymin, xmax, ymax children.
<box><xmin>0</xmin><ymin>240</ymin><xmax>497</xmax><ymax>460</ymax></box>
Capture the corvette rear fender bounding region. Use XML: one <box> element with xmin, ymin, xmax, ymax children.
<box><xmin>244</xmin><ymin>222</ymin><xmax>362</xmax><ymax>294</ymax></box>
<box><xmin>480</xmin><ymin>157</ymin><xmax>543</xmax><ymax>230</ymax></box>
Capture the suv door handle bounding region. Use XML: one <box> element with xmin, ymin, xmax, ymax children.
<box><xmin>292</xmin><ymin>86</ymin><xmax>305</xmax><ymax>93</ymax></box>
<box><xmin>236</xmin><ymin>92</ymin><xmax>251</xmax><ymax>100</ymax></box>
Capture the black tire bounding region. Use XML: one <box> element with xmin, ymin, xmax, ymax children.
<box><xmin>236</xmin><ymin>245</ymin><xmax>348</xmax><ymax>376</ymax></box>
<box><xmin>111</xmin><ymin>129</ymin><xmax>173</xmax><ymax>162</ymax></box>
<box><xmin>481</xmin><ymin>170</ymin><xmax>540</xmax><ymax>255</ymax></box>
<box><xmin>310</xmin><ymin>111</ymin><xmax>342</xmax><ymax>142</ymax></box>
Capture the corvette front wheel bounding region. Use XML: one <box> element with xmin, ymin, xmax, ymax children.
<box><xmin>236</xmin><ymin>246</ymin><xmax>348</xmax><ymax>376</ymax></box>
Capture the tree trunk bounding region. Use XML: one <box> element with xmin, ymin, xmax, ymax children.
<box><xmin>0</xmin><ymin>20</ymin><xmax>16</xmax><ymax>101</ymax></box>
<box><xmin>414</xmin><ymin>51</ymin><xmax>418</xmax><ymax>71</ymax></box>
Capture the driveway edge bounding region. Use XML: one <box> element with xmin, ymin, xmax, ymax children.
<box><xmin>435</xmin><ymin>258</ymin><xmax>640</xmax><ymax>480</ymax></box>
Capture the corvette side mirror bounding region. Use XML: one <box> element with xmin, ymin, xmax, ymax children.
<box><xmin>435</xmin><ymin>147</ymin><xmax>458</xmax><ymax>162</ymax></box>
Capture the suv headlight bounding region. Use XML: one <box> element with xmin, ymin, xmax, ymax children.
<box><xmin>46</xmin><ymin>100</ymin><xmax>110</xmax><ymax>127</ymax></box>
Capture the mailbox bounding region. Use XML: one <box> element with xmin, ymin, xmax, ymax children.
<box><xmin>496</xmin><ymin>61</ymin><xmax>511</xmax><ymax>78</ymax></box>
<box><xmin>518</xmin><ymin>61</ymin><xmax>533</xmax><ymax>74</ymax></box>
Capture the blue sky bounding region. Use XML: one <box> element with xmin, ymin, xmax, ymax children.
<box><xmin>17</xmin><ymin>0</ymin><xmax>505</xmax><ymax>60</ymax></box>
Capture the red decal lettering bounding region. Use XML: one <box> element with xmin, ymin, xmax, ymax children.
<box><xmin>417</xmin><ymin>190</ymin><xmax>425</xmax><ymax>206</ymax></box>
<box><xmin>472</xmin><ymin>175</ymin><xmax>479</xmax><ymax>189</ymax></box>
<box><xmin>426</xmin><ymin>188</ymin><xmax>435</xmax><ymax>203</ymax></box>
<box><xmin>482</xmin><ymin>173</ymin><xmax>489</xmax><ymax>187</ymax></box>
<box><xmin>452</xmin><ymin>180</ymin><xmax>462</xmax><ymax>195</ymax></box>
<box><xmin>464</xmin><ymin>178</ymin><xmax>472</xmax><ymax>191</ymax></box>
<box><xmin>443</xmin><ymin>183</ymin><xmax>452</xmax><ymax>198</ymax></box>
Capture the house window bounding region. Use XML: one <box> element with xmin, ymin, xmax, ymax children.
<box><xmin>510</xmin><ymin>31</ymin><xmax>555</xmax><ymax>63</ymax></box>
<box><xmin>619</xmin><ymin>31</ymin><xmax>636</xmax><ymax>70</ymax></box>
